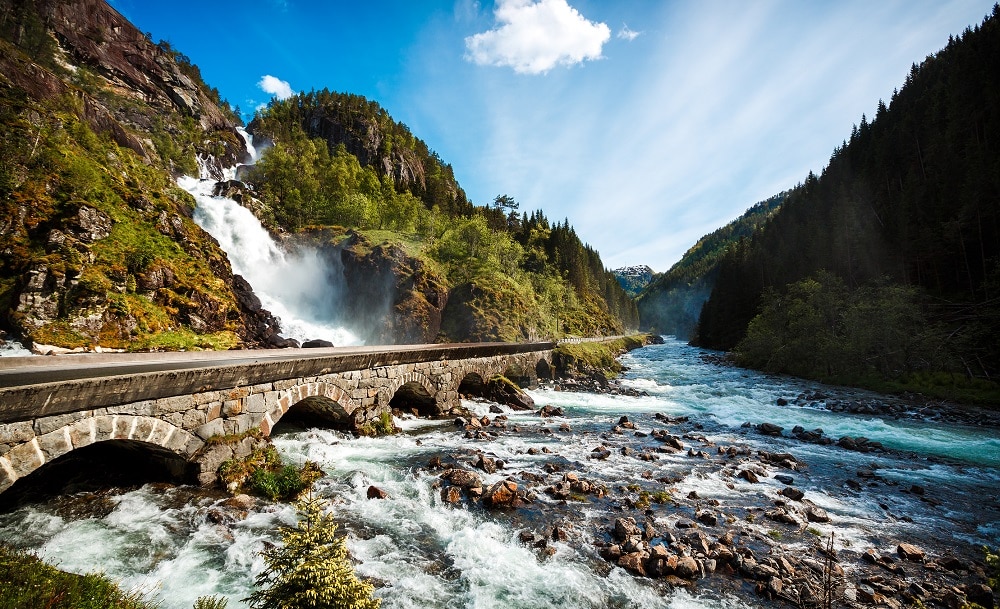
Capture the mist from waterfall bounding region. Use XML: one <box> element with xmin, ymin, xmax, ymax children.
<box><xmin>180</xmin><ymin>130</ymin><xmax>361</xmax><ymax>346</ymax></box>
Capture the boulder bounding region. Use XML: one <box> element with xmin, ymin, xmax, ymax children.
<box><xmin>440</xmin><ymin>485</ymin><xmax>462</xmax><ymax>503</ymax></box>
<box><xmin>738</xmin><ymin>469</ymin><xmax>761</xmax><ymax>483</ymax></box>
<box><xmin>897</xmin><ymin>543</ymin><xmax>926</xmax><ymax>562</ymax></box>
<box><xmin>440</xmin><ymin>469</ymin><xmax>482</xmax><ymax>489</ymax></box>
<box><xmin>485</xmin><ymin>376</ymin><xmax>535</xmax><ymax>410</ymax></box>
<box><xmin>302</xmin><ymin>339</ymin><xmax>334</xmax><ymax>348</ymax></box>
<box><xmin>805</xmin><ymin>506</ymin><xmax>831</xmax><ymax>523</ymax></box>
<box><xmin>757</xmin><ymin>422</ymin><xmax>784</xmax><ymax>436</ymax></box>
<box><xmin>675</xmin><ymin>556</ymin><xmax>700</xmax><ymax>579</ymax></box>
<box><xmin>475</xmin><ymin>455</ymin><xmax>498</xmax><ymax>474</ymax></box>
<box><xmin>483</xmin><ymin>480</ymin><xmax>519</xmax><ymax>508</ymax></box>
<box><xmin>618</xmin><ymin>552</ymin><xmax>648</xmax><ymax>576</ymax></box>
<box><xmin>367</xmin><ymin>485</ymin><xmax>389</xmax><ymax>499</ymax></box>
<box><xmin>780</xmin><ymin>487</ymin><xmax>805</xmax><ymax>501</ymax></box>
<box><xmin>614</xmin><ymin>517</ymin><xmax>642</xmax><ymax>541</ymax></box>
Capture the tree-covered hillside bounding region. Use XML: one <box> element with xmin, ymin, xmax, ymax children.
<box><xmin>637</xmin><ymin>192</ymin><xmax>785</xmax><ymax>339</ymax></box>
<box><xmin>0</xmin><ymin>0</ymin><xmax>280</xmax><ymax>351</ymax></box>
<box><xmin>695</xmin><ymin>5</ymin><xmax>1000</xmax><ymax>402</ymax></box>
<box><xmin>241</xmin><ymin>91</ymin><xmax>639</xmax><ymax>341</ymax></box>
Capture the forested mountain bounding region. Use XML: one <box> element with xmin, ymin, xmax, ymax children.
<box><xmin>0</xmin><ymin>0</ymin><xmax>636</xmax><ymax>351</ymax></box>
<box><xmin>0</xmin><ymin>0</ymin><xmax>280</xmax><ymax>351</ymax></box>
<box><xmin>695</xmin><ymin>5</ymin><xmax>1000</xmax><ymax>400</ymax></box>
<box><xmin>637</xmin><ymin>192</ymin><xmax>785</xmax><ymax>339</ymax></box>
<box><xmin>239</xmin><ymin>92</ymin><xmax>638</xmax><ymax>341</ymax></box>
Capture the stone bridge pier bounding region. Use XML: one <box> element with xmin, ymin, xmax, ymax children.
<box><xmin>0</xmin><ymin>343</ymin><xmax>553</xmax><ymax>493</ymax></box>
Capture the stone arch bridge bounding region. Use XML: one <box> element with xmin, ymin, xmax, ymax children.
<box><xmin>0</xmin><ymin>342</ymin><xmax>554</xmax><ymax>494</ymax></box>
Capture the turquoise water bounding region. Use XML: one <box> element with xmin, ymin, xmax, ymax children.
<box><xmin>0</xmin><ymin>338</ymin><xmax>996</xmax><ymax>608</ymax></box>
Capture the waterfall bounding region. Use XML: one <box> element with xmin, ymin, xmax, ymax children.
<box><xmin>180</xmin><ymin>131</ymin><xmax>361</xmax><ymax>346</ymax></box>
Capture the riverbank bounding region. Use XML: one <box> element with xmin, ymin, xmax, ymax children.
<box><xmin>0</xmin><ymin>338</ymin><xmax>996</xmax><ymax>609</ymax></box>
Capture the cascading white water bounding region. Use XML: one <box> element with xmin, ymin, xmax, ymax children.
<box><xmin>0</xmin><ymin>338</ymin><xmax>998</xmax><ymax>608</ymax></box>
<box><xmin>180</xmin><ymin>131</ymin><xmax>361</xmax><ymax>346</ymax></box>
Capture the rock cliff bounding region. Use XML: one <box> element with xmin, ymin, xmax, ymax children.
<box><xmin>0</xmin><ymin>0</ymin><xmax>278</xmax><ymax>351</ymax></box>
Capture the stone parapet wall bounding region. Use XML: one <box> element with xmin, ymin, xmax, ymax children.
<box><xmin>0</xmin><ymin>348</ymin><xmax>552</xmax><ymax>492</ymax></box>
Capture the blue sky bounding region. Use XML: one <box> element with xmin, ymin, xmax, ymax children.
<box><xmin>110</xmin><ymin>0</ymin><xmax>996</xmax><ymax>271</ymax></box>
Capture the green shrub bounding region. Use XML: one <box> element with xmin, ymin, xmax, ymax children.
<box><xmin>0</xmin><ymin>545</ymin><xmax>154</xmax><ymax>609</ymax></box>
<box><xmin>245</xmin><ymin>493</ymin><xmax>380</xmax><ymax>609</ymax></box>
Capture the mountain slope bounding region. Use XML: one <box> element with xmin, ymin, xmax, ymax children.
<box><xmin>695</xmin><ymin>5</ymin><xmax>1000</xmax><ymax>397</ymax></box>
<box><xmin>0</xmin><ymin>0</ymin><xmax>279</xmax><ymax>351</ymax></box>
<box><xmin>636</xmin><ymin>192</ymin><xmax>785</xmax><ymax>339</ymax></box>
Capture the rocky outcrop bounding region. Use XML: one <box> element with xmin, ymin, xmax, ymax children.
<box><xmin>0</xmin><ymin>0</ymin><xmax>280</xmax><ymax>350</ymax></box>
<box><xmin>303</xmin><ymin>230</ymin><xmax>448</xmax><ymax>344</ymax></box>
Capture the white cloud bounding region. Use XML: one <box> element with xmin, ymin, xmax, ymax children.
<box><xmin>617</xmin><ymin>24</ymin><xmax>640</xmax><ymax>41</ymax></box>
<box><xmin>464</xmin><ymin>0</ymin><xmax>611</xmax><ymax>74</ymax></box>
<box><xmin>257</xmin><ymin>74</ymin><xmax>294</xmax><ymax>100</ymax></box>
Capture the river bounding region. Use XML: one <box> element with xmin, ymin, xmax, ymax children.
<box><xmin>0</xmin><ymin>338</ymin><xmax>996</xmax><ymax>608</ymax></box>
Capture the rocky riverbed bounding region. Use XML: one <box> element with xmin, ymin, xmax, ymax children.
<box><xmin>0</xmin><ymin>338</ymin><xmax>996</xmax><ymax>609</ymax></box>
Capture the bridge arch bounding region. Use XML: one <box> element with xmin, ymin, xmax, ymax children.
<box><xmin>0</xmin><ymin>415</ymin><xmax>203</xmax><ymax>494</ymax></box>
<box><xmin>266</xmin><ymin>381</ymin><xmax>356</xmax><ymax>434</ymax></box>
<box><xmin>383</xmin><ymin>371</ymin><xmax>438</xmax><ymax>416</ymax></box>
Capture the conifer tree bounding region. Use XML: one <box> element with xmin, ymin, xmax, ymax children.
<box><xmin>245</xmin><ymin>493</ymin><xmax>381</xmax><ymax>609</ymax></box>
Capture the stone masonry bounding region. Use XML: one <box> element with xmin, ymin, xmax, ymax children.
<box><xmin>0</xmin><ymin>349</ymin><xmax>551</xmax><ymax>492</ymax></box>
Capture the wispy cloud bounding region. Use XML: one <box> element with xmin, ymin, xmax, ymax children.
<box><xmin>617</xmin><ymin>24</ymin><xmax>640</xmax><ymax>41</ymax></box>
<box><xmin>464</xmin><ymin>0</ymin><xmax>611</xmax><ymax>74</ymax></box>
<box><xmin>258</xmin><ymin>74</ymin><xmax>294</xmax><ymax>100</ymax></box>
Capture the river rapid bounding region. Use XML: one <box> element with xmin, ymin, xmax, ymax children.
<box><xmin>0</xmin><ymin>338</ymin><xmax>996</xmax><ymax>608</ymax></box>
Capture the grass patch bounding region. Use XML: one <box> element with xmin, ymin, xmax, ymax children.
<box><xmin>218</xmin><ymin>444</ymin><xmax>322</xmax><ymax>501</ymax></box>
<box><xmin>0</xmin><ymin>545</ymin><xmax>155</xmax><ymax>609</ymax></box>
<box><xmin>356</xmin><ymin>412</ymin><xmax>397</xmax><ymax>437</ymax></box>
<box><xmin>554</xmin><ymin>334</ymin><xmax>652</xmax><ymax>378</ymax></box>
<box><xmin>133</xmin><ymin>329</ymin><xmax>240</xmax><ymax>352</ymax></box>
<box><xmin>767</xmin><ymin>529</ymin><xmax>783</xmax><ymax>541</ymax></box>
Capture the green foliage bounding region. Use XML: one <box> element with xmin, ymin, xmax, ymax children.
<box><xmin>245</xmin><ymin>494</ymin><xmax>381</xmax><ymax>609</ymax></box>
<box><xmin>248</xmin><ymin>94</ymin><xmax>638</xmax><ymax>341</ymax></box>
<box><xmin>193</xmin><ymin>596</ymin><xmax>228</xmax><ymax>609</ymax></box>
<box><xmin>356</xmin><ymin>412</ymin><xmax>397</xmax><ymax>437</ymax></box>
<box><xmin>554</xmin><ymin>335</ymin><xmax>650</xmax><ymax>378</ymax></box>
<box><xmin>697</xmin><ymin>8</ymin><xmax>1000</xmax><ymax>399</ymax></box>
<box><xmin>219</xmin><ymin>445</ymin><xmax>322</xmax><ymax>501</ymax></box>
<box><xmin>985</xmin><ymin>546</ymin><xmax>999</xmax><ymax>591</ymax></box>
<box><xmin>0</xmin><ymin>545</ymin><xmax>155</xmax><ymax>609</ymax></box>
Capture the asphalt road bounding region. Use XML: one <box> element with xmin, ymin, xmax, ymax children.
<box><xmin>0</xmin><ymin>343</ymin><xmax>551</xmax><ymax>389</ymax></box>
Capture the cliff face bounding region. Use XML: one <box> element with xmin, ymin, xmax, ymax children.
<box><xmin>299</xmin><ymin>230</ymin><xmax>449</xmax><ymax>345</ymax></box>
<box><xmin>0</xmin><ymin>0</ymin><xmax>278</xmax><ymax>351</ymax></box>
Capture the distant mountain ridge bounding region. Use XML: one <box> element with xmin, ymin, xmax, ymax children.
<box><xmin>636</xmin><ymin>192</ymin><xmax>785</xmax><ymax>339</ymax></box>
<box><xmin>613</xmin><ymin>265</ymin><xmax>654</xmax><ymax>297</ymax></box>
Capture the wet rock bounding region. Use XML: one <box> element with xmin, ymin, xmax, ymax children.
<box><xmin>675</xmin><ymin>556</ymin><xmax>700</xmax><ymax>579</ymax></box>
<box><xmin>765</xmin><ymin>508</ymin><xmax>800</xmax><ymax>526</ymax></box>
<box><xmin>484</xmin><ymin>377</ymin><xmax>535</xmax><ymax>411</ymax></box>
<box><xmin>774</xmin><ymin>474</ymin><xmax>794</xmax><ymax>485</ymax></box>
<box><xmin>483</xmin><ymin>480</ymin><xmax>519</xmax><ymax>508</ymax></box>
<box><xmin>440</xmin><ymin>469</ymin><xmax>482</xmax><ymax>490</ymax></box>
<box><xmin>618</xmin><ymin>552</ymin><xmax>648</xmax><ymax>576</ymax></box>
<box><xmin>757</xmin><ymin>422</ymin><xmax>784</xmax><ymax>436</ymax></box>
<box><xmin>804</xmin><ymin>506</ymin><xmax>831</xmax><ymax>523</ymax></box>
<box><xmin>676</xmin><ymin>518</ymin><xmax>696</xmax><ymax>529</ymax></box>
<box><xmin>965</xmin><ymin>583</ymin><xmax>994</xmax><ymax>609</ymax></box>
<box><xmin>367</xmin><ymin>485</ymin><xmax>389</xmax><ymax>499</ymax></box>
<box><xmin>441</xmin><ymin>485</ymin><xmax>462</xmax><ymax>503</ymax></box>
<box><xmin>302</xmin><ymin>339</ymin><xmax>334</xmax><ymax>348</ymax></box>
<box><xmin>614</xmin><ymin>517</ymin><xmax>642</xmax><ymax>541</ymax></box>
<box><xmin>696</xmin><ymin>510</ymin><xmax>718</xmax><ymax>526</ymax></box>
<box><xmin>590</xmin><ymin>446</ymin><xmax>612</xmax><ymax>460</ymax></box>
<box><xmin>475</xmin><ymin>455</ymin><xmax>498</xmax><ymax>474</ymax></box>
<box><xmin>738</xmin><ymin>469</ymin><xmax>761</xmax><ymax>483</ymax></box>
<box><xmin>780</xmin><ymin>487</ymin><xmax>804</xmax><ymax>501</ymax></box>
<box><xmin>539</xmin><ymin>405</ymin><xmax>564</xmax><ymax>418</ymax></box>
<box><xmin>897</xmin><ymin>543</ymin><xmax>926</xmax><ymax>562</ymax></box>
